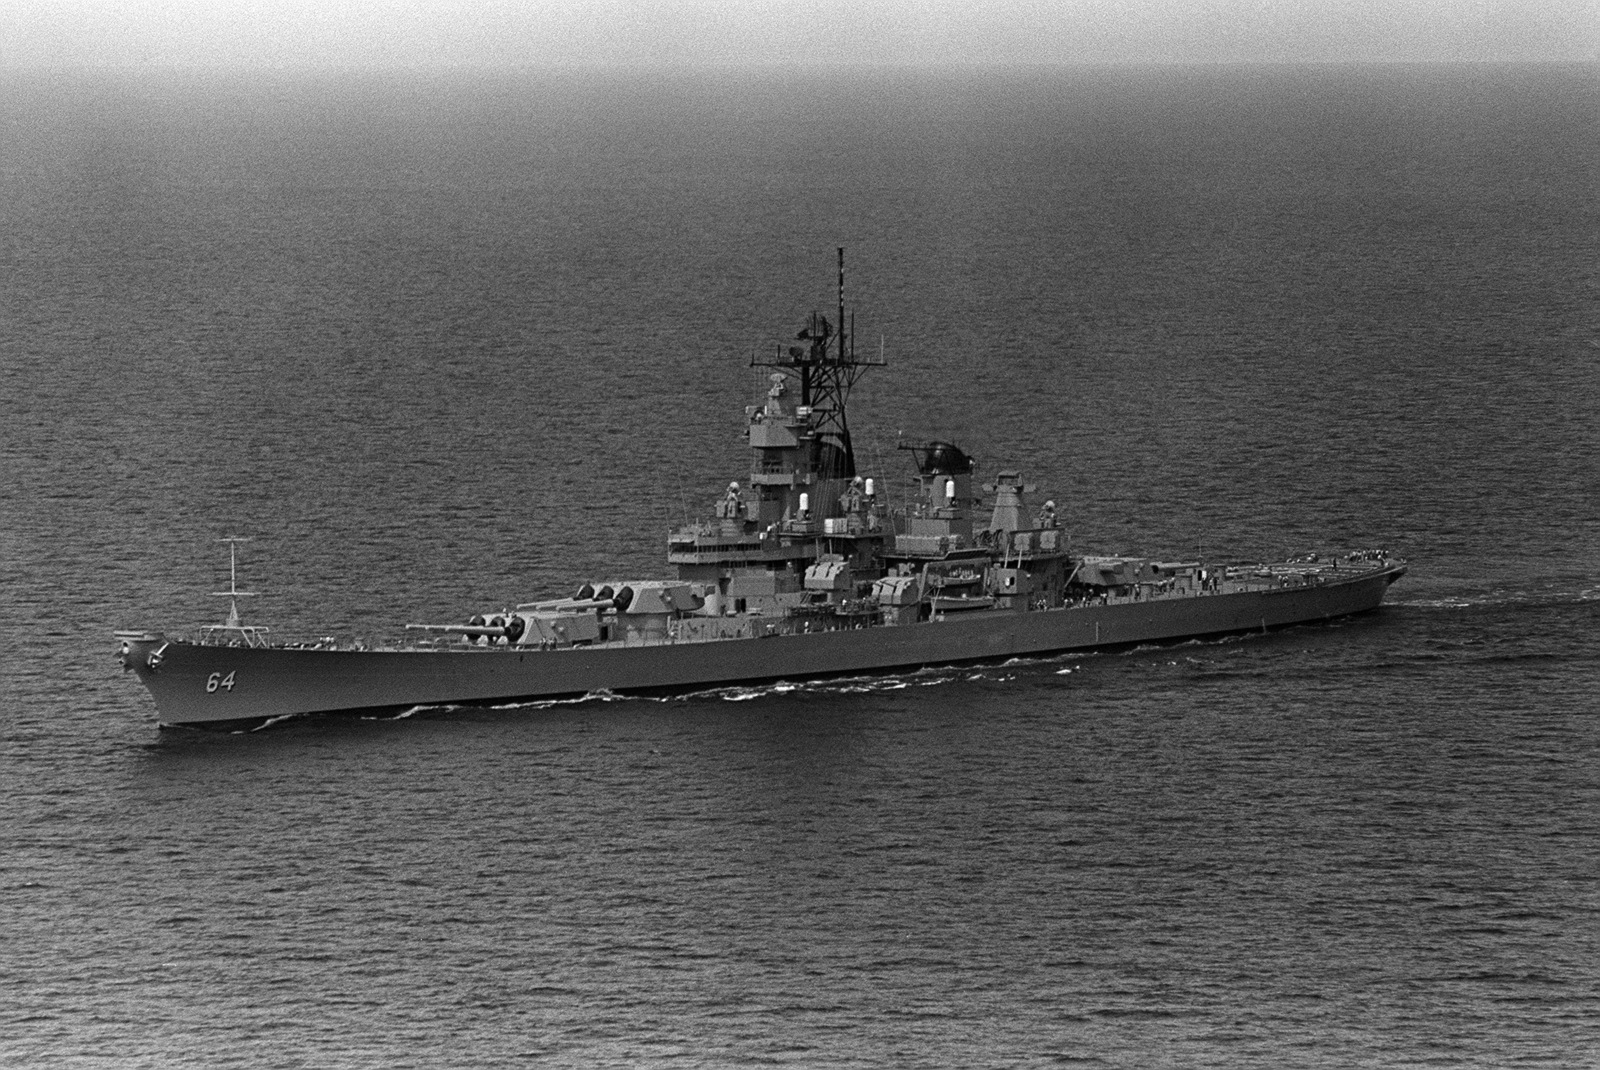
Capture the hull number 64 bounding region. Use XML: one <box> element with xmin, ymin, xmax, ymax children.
<box><xmin>206</xmin><ymin>671</ymin><xmax>236</xmax><ymax>693</ymax></box>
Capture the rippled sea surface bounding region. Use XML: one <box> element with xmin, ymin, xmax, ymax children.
<box><xmin>3</xmin><ymin>65</ymin><xmax>1597</xmax><ymax>1067</ymax></box>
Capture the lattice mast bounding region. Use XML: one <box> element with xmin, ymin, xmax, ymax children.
<box><xmin>751</xmin><ymin>247</ymin><xmax>884</xmax><ymax>478</ymax></box>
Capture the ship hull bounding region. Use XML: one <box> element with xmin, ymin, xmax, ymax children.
<box><xmin>119</xmin><ymin>566</ymin><xmax>1403</xmax><ymax>728</ymax></box>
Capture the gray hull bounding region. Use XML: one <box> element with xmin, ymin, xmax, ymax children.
<box><xmin>119</xmin><ymin>566</ymin><xmax>1403</xmax><ymax>728</ymax></box>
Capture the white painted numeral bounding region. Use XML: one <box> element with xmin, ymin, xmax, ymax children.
<box><xmin>206</xmin><ymin>671</ymin><xmax>237</xmax><ymax>693</ymax></box>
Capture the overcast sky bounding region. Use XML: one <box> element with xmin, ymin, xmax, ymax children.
<box><xmin>2</xmin><ymin>0</ymin><xmax>1594</xmax><ymax>69</ymax></box>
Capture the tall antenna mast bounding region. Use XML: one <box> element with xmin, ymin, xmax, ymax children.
<box><xmin>838</xmin><ymin>246</ymin><xmax>846</xmax><ymax>365</ymax></box>
<box><xmin>211</xmin><ymin>535</ymin><xmax>257</xmax><ymax>628</ymax></box>
<box><xmin>201</xmin><ymin>535</ymin><xmax>271</xmax><ymax>646</ymax></box>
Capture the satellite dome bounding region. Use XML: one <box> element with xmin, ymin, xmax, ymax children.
<box><xmin>918</xmin><ymin>441</ymin><xmax>975</xmax><ymax>475</ymax></box>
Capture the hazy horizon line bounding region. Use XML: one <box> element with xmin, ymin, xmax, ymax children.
<box><xmin>5</xmin><ymin>56</ymin><xmax>1596</xmax><ymax>77</ymax></box>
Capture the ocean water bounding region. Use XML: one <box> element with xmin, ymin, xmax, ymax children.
<box><xmin>2</xmin><ymin>64</ymin><xmax>1597</xmax><ymax>1066</ymax></box>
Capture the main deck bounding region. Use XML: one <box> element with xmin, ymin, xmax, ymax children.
<box><xmin>118</xmin><ymin>559</ymin><xmax>1404</xmax><ymax>727</ymax></box>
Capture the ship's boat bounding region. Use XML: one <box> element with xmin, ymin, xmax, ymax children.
<box><xmin>115</xmin><ymin>252</ymin><xmax>1406</xmax><ymax>728</ymax></box>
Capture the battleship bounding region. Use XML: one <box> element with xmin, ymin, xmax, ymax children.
<box><xmin>116</xmin><ymin>251</ymin><xmax>1406</xmax><ymax>729</ymax></box>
